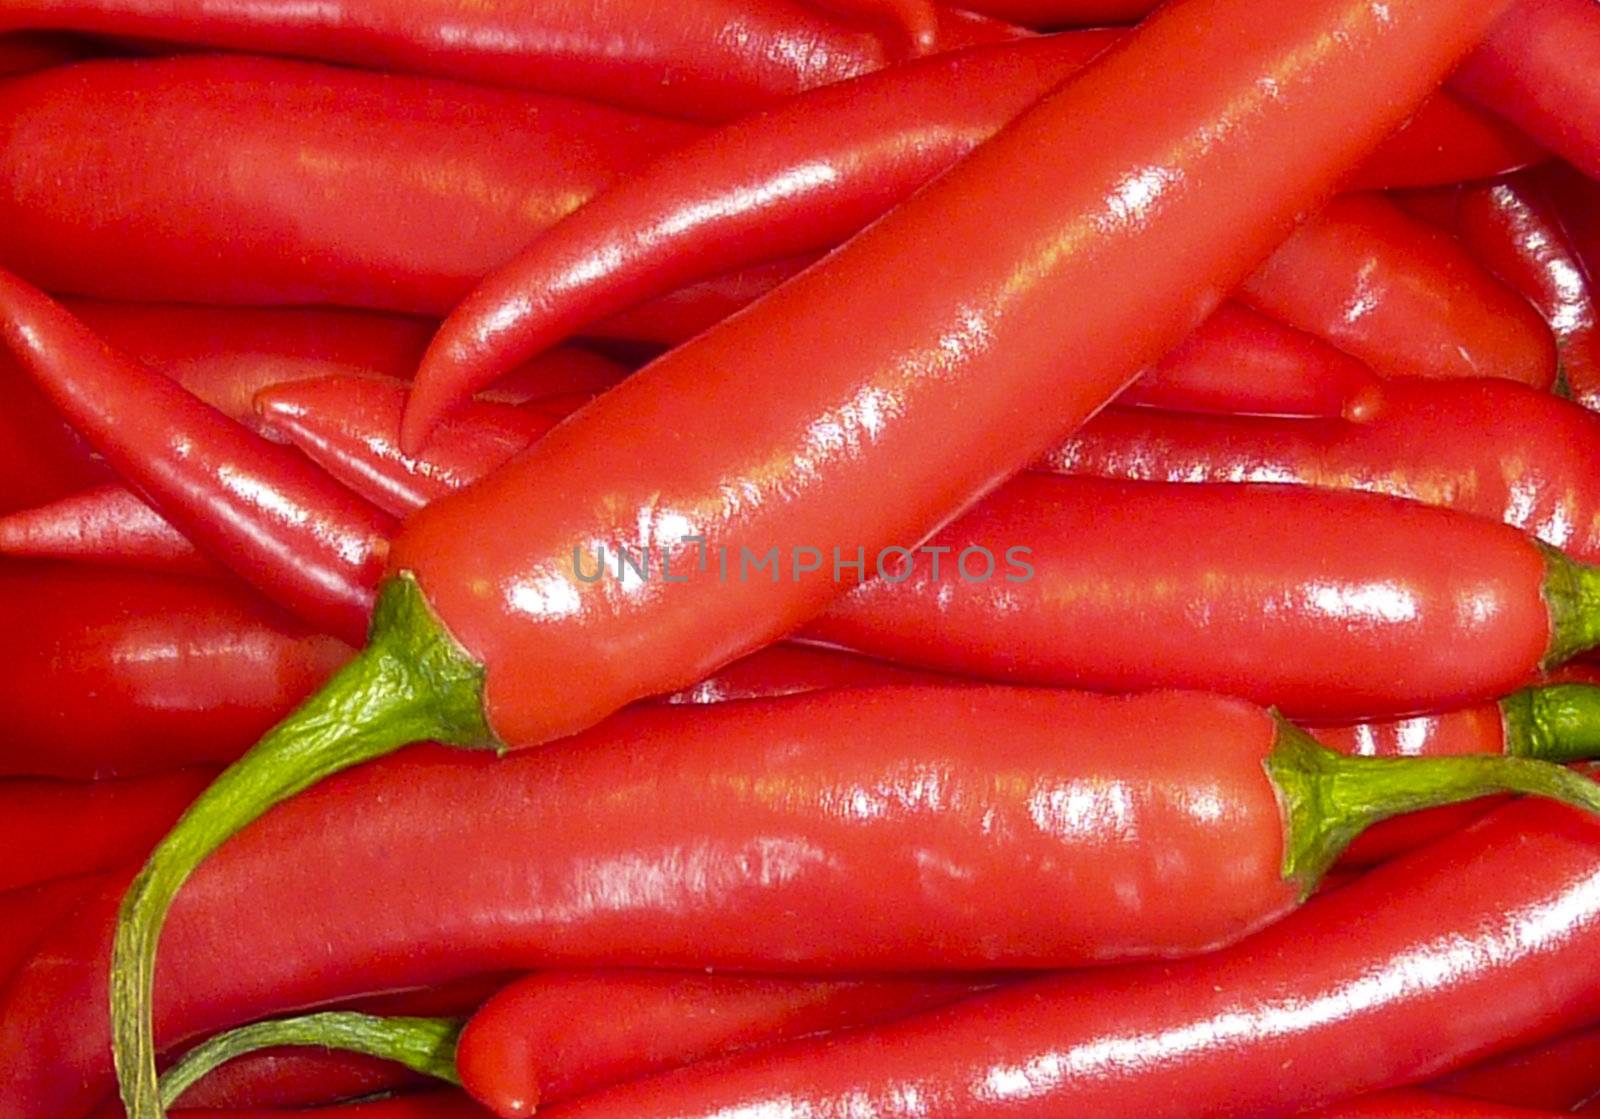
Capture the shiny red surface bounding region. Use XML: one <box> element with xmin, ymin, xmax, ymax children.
<box><xmin>1456</xmin><ymin>173</ymin><xmax>1600</xmax><ymax>410</ymax></box>
<box><xmin>255</xmin><ymin>376</ymin><xmax>571</xmax><ymax>519</ymax></box>
<box><xmin>0</xmin><ymin>485</ymin><xmax>223</xmax><ymax>578</ymax></box>
<box><xmin>1241</xmin><ymin>193</ymin><xmax>1557</xmax><ymax>387</ymax></box>
<box><xmin>1451</xmin><ymin>0</ymin><xmax>1600</xmax><ymax>179</ymax></box>
<box><xmin>0</xmin><ymin>273</ymin><xmax>395</xmax><ymax>641</ymax></box>
<box><xmin>0</xmin><ymin>565</ymin><xmax>352</xmax><ymax>779</ymax></box>
<box><xmin>0</xmin><ymin>0</ymin><xmax>887</xmax><ymax>121</ymax></box>
<box><xmin>0</xmin><ymin>687</ymin><xmax>1303</xmax><ymax>1119</ymax></box>
<box><xmin>807</xmin><ymin>476</ymin><xmax>1552</xmax><ymax>721</ymax></box>
<box><xmin>1044</xmin><ymin>378</ymin><xmax>1600</xmax><ymax>564</ymax></box>
<box><xmin>0</xmin><ymin>56</ymin><xmax>699</xmax><ymax>314</ymax></box>
<box><xmin>457</xmin><ymin>971</ymin><xmax>990</xmax><ymax>1116</ymax></box>
<box><xmin>481</xmin><ymin>799</ymin><xmax>1600</xmax><ymax>1119</ymax></box>
<box><xmin>664</xmin><ymin>644</ymin><xmax>958</xmax><ymax>703</ymax></box>
<box><xmin>0</xmin><ymin>769</ymin><xmax>211</xmax><ymax>893</ymax></box>
<box><xmin>395</xmin><ymin>0</ymin><xmax>1510</xmax><ymax>747</ymax></box>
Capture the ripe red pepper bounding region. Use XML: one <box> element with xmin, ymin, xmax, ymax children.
<box><xmin>665</xmin><ymin>644</ymin><xmax>957</xmax><ymax>703</ymax></box>
<box><xmin>1449</xmin><ymin>0</ymin><xmax>1600</xmax><ymax>179</ymax></box>
<box><xmin>1045</xmin><ymin>378</ymin><xmax>1600</xmax><ymax>563</ymax></box>
<box><xmin>805</xmin><ymin>0</ymin><xmax>940</xmax><ymax>54</ymax></box>
<box><xmin>1239</xmin><ymin>193</ymin><xmax>1558</xmax><ymax>387</ymax></box>
<box><xmin>0</xmin><ymin>485</ymin><xmax>224</xmax><ymax>579</ymax></box>
<box><xmin>110</xmin><ymin>790</ymin><xmax>1600</xmax><ymax>1119</ymax></box>
<box><xmin>0</xmin><ymin>565</ymin><xmax>352</xmax><ymax>780</ymax></box>
<box><xmin>0</xmin><ymin>56</ymin><xmax>701</xmax><ymax>315</ymax></box>
<box><xmin>12</xmin><ymin>684</ymin><xmax>1600</xmax><ymax>1119</ymax></box>
<box><xmin>1454</xmin><ymin>173</ymin><xmax>1600</xmax><ymax>408</ymax></box>
<box><xmin>0</xmin><ymin>870</ymin><xmax>106</xmax><ymax>990</ymax></box>
<box><xmin>109</xmin><ymin>2</ymin><xmax>1525</xmax><ymax>1114</ymax></box>
<box><xmin>807</xmin><ymin>476</ymin><xmax>1600</xmax><ymax>720</ymax></box>
<box><xmin>1312</xmin><ymin>1095</ymin><xmax>1569</xmax><ymax>1118</ymax></box>
<box><xmin>1541</xmin><ymin>163</ymin><xmax>1600</xmax><ymax>286</ymax></box>
<box><xmin>0</xmin><ymin>770</ymin><xmax>213</xmax><ymax>893</ymax></box>
<box><xmin>0</xmin><ymin>274</ymin><xmax>396</xmax><ymax>643</ymax></box>
<box><xmin>0</xmin><ymin>0</ymin><xmax>892</xmax><ymax>121</ymax></box>
<box><xmin>1433</xmin><ymin>1026</ymin><xmax>1600</xmax><ymax>1112</ymax></box>
<box><xmin>0</xmin><ymin>352</ymin><xmax>104</xmax><ymax>514</ymax></box>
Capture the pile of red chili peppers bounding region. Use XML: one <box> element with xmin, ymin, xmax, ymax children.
<box><xmin>3</xmin><ymin>1</ymin><xmax>1600</xmax><ymax>1117</ymax></box>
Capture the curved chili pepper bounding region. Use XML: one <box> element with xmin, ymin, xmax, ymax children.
<box><xmin>0</xmin><ymin>564</ymin><xmax>352</xmax><ymax>780</ymax></box>
<box><xmin>1454</xmin><ymin>173</ymin><xmax>1600</xmax><ymax>408</ymax></box>
<box><xmin>365</xmin><ymin>796</ymin><xmax>1600</xmax><ymax>1119</ymax></box>
<box><xmin>0</xmin><ymin>770</ymin><xmax>213</xmax><ymax>893</ymax></box>
<box><xmin>412</xmin><ymin>29</ymin><xmax>1519</xmax><ymax>440</ymax></box>
<box><xmin>0</xmin><ymin>870</ymin><xmax>106</xmax><ymax>991</ymax></box>
<box><xmin>806</xmin><ymin>476</ymin><xmax>1600</xmax><ymax>720</ymax></box>
<box><xmin>13</xmin><ymin>683</ymin><xmax>1600</xmax><ymax>1119</ymax></box>
<box><xmin>1312</xmin><ymin>1095</ymin><xmax>1568</xmax><ymax>1118</ymax></box>
<box><xmin>109</xmin><ymin>3</ymin><xmax>1523</xmax><ymax>1115</ymax></box>
<box><xmin>1450</xmin><ymin>0</ymin><xmax>1600</xmax><ymax>179</ymax></box>
<box><xmin>0</xmin><ymin>0</ymin><xmax>892</xmax><ymax>121</ymax></box>
<box><xmin>254</xmin><ymin>377</ymin><xmax>576</xmax><ymax>519</ymax></box>
<box><xmin>0</xmin><ymin>485</ymin><xmax>223</xmax><ymax>578</ymax></box>
<box><xmin>1433</xmin><ymin>1026</ymin><xmax>1600</xmax><ymax>1112</ymax></box>
<box><xmin>583</xmin><ymin>257</ymin><xmax>816</xmax><ymax>348</ymax></box>
<box><xmin>0</xmin><ymin>272</ymin><xmax>395</xmax><ymax>642</ymax></box>
<box><xmin>0</xmin><ymin>55</ymin><xmax>701</xmax><ymax>314</ymax></box>
<box><xmin>1240</xmin><ymin>192</ymin><xmax>1558</xmax><ymax>387</ymax></box>
<box><xmin>1044</xmin><ymin>378</ymin><xmax>1600</xmax><ymax>563</ymax></box>
<box><xmin>804</xmin><ymin>0</ymin><xmax>940</xmax><ymax>54</ymax></box>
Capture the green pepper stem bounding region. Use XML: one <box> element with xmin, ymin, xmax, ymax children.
<box><xmin>1541</xmin><ymin>544</ymin><xmax>1600</xmax><ymax>668</ymax></box>
<box><xmin>112</xmin><ymin>573</ymin><xmax>495</xmax><ymax>1119</ymax></box>
<box><xmin>1503</xmin><ymin>683</ymin><xmax>1600</xmax><ymax>762</ymax></box>
<box><xmin>1267</xmin><ymin>718</ymin><xmax>1600</xmax><ymax>894</ymax></box>
<box><xmin>160</xmin><ymin>1012</ymin><xmax>463</xmax><ymax>1108</ymax></box>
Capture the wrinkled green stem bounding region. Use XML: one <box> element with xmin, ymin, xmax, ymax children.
<box><xmin>113</xmin><ymin>574</ymin><xmax>495</xmax><ymax>1119</ymax></box>
<box><xmin>1268</xmin><ymin>718</ymin><xmax>1600</xmax><ymax>894</ymax></box>
<box><xmin>1541</xmin><ymin>544</ymin><xmax>1600</xmax><ymax>668</ymax></box>
<box><xmin>1504</xmin><ymin>683</ymin><xmax>1600</xmax><ymax>762</ymax></box>
<box><xmin>161</xmin><ymin>1012</ymin><xmax>462</xmax><ymax>1107</ymax></box>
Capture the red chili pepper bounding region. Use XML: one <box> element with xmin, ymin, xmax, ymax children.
<box><xmin>1449</xmin><ymin>0</ymin><xmax>1600</xmax><ymax>179</ymax></box>
<box><xmin>0</xmin><ymin>870</ymin><xmax>106</xmax><ymax>991</ymax></box>
<box><xmin>1540</xmin><ymin>162</ymin><xmax>1600</xmax><ymax>285</ymax></box>
<box><xmin>583</xmin><ymin>257</ymin><xmax>817</xmax><ymax>348</ymax></box>
<box><xmin>411</xmin><ymin>29</ymin><xmax>1521</xmax><ymax>440</ymax></box>
<box><xmin>0</xmin><ymin>564</ymin><xmax>352</xmax><ymax>780</ymax></box>
<box><xmin>254</xmin><ymin>377</ymin><xmax>577</xmax><ymax>519</ymax></box>
<box><xmin>0</xmin><ymin>770</ymin><xmax>213</xmax><ymax>893</ymax></box>
<box><xmin>0</xmin><ymin>0</ymin><xmax>893</xmax><ymax>122</ymax></box>
<box><xmin>0</xmin><ymin>55</ymin><xmax>701</xmax><ymax>315</ymax></box>
<box><xmin>806</xmin><ymin>476</ymin><xmax>1600</xmax><ymax>720</ymax></box>
<box><xmin>1453</xmin><ymin>173</ymin><xmax>1600</xmax><ymax>408</ymax></box>
<box><xmin>358</xmin><ymin>797</ymin><xmax>1600</xmax><ymax>1119</ymax></box>
<box><xmin>664</xmin><ymin>644</ymin><xmax>958</xmax><ymax>703</ymax></box>
<box><xmin>108</xmin><ymin>3</ymin><xmax>1524</xmax><ymax>1114</ymax></box>
<box><xmin>803</xmin><ymin>0</ymin><xmax>940</xmax><ymax>54</ymax></box>
<box><xmin>12</xmin><ymin>683</ymin><xmax>1600</xmax><ymax>1119</ymax></box>
<box><xmin>0</xmin><ymin>273</ymin><xmax>396</xmax><ymax>643</ymax></box>
<box><xmin>1044</xmin><ymin>378</ymin><xmax>1600</xmax><ymax>563</ymax></box>
<box><xmin>0</xmin><ymin>485</ymin><xmax>224</xmax><ymax>579</ymax></box>
<box><xmin>1311</xmin><ymin>1094</ymin><xmax>1569</xmax><ymax>1118</ymax></box>
<box><xmin>1239</xmin><ymin>192</ymin><xmax>1557</xmax><ymax>387</ymax></box>
<box><xmin>0</xmin><ymin>351</ymin><xmax>105</xmax><ymax>514</ymax></box>
<box><xmin>1433</xmin><ymin>1026</ymin><xmax>1600</xmax><ymax>1112</ymax></box>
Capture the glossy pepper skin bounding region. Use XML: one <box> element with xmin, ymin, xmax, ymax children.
<box><xmin>1045</xmin><ymin>378</ymin><xmax>1600</xmax><ymax>563</ymax></box>
<box><xmin>111</xmin><ymin>3</ymin><xmax>1527</xmax><ymax>1114</ymax></box>
<box><xmin>0</xmin><ymin>0</ymin><xmax>891</xmax><ymax>122</ymax></box>
<box><xmin>0</xmin><ymin>273</ymin><xmax>396</xmax><ymax>643</ymax></box>
<box><xmin>807</xmin><ymin>475</ymin><xmax>1600</xmax><ymax>720</ymax></box>
<box><xmin>1454</xmin><ymin>173</ymin><xmax>1600</xmax><ymax>409</ymax></box>
<box><xmin>1450</xmin><ymin>0</ymin><xmax>1600</xmax><ymax>179</ymax></box>
<box><xmin>0</xmin><ymin>565</ymin><xmax>352</xmax><ymax>780</ymax></box>
<box><xmin>0</xmin><ymin>56</ymin><xmax>700</xmax><ymax>315</ymax></box>
<box><xmin>1240</xmin><ymin>193</ymin><xmax>1558</xmax><ymax>387</ymax></box>
<box><xmin>0</xmin><ymin>485</ymin><xmax>225</xmax><ymax>579</ymax></box>
<box><xmin>22</xmin><ymin>688</ymin><xmax>1600</xmax><ymax>1119</ymax></box>
<box><xmin>0</xmin><ymin>770</ymin><xmax>212</xmax><ymax>893</ymax></box>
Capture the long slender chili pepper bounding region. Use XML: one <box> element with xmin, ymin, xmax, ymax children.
<box><xmin>0</xmin><ymin>56</ymin><xmax>701</xmax><ymax>314</ymax></box>
<box><xmin>1454</xmin><ymin>172</ymin><xmax>1600</xmax><ymax>408</ymax></box>
<box><xmin>582</xmin><ymin>257</ymin><xmax>816</xmax><ymax>348</ymax></box>
<box><xmin>372</xmin><ymin>796</ymin><xmax>1600</xmax><ymax>1119</ymax></box>
<box><xmin>0</xmin><ymin>870</ymin><xmax>107</xmax><ymax>990</ymax></box>
<box><xmin>410</xmin><ymin>31</ymin><xmax>1522</xmax><ymax>439</ymax></box>
<box><xmin>8</xmin><ymin>683</ymin><xmax>1600</xmax><ymax>1119</ymax></box>
<box><xmin>0</xmin><ymin>564</ymin><xmax>352</xmax><ymax>780</ymax></box>
<box><xmin>0</xmin><ymin>771</ymin><xmax>212</xmax><ymax>893</ymax></box>
<box><xmin>806</xmin><ymin>476</ymin><xmax>1600</xmax><ymax>720</ymax></box>
<box><xmin>1239</xmin><ymin>192</ymin><xmax>1558</xmax><ymax>386</ymax></box>
<box><xmin>0</xmin><ymin>0</ymin><xmax>893</xmax><ymax>121</ymax></box>
<box><xmin>0</xmin><ymin>485</ymin><xmax>224</xmax><ymax>578</ymax></box>
<box><xmin>1433</xmin><ymin>1026</ymin><xmax>1600</xmax><ymax>1112</ymax></box>
<box><xmin>1044</xmin><ymin>378</ymin><xmax>1600</xmax><ymax>563</ymax></box>
<box><xmin>1449</xmin><ymin>0</ymin><xmax>1600</xmax><ymax>179</ymax></box>
<box><xmin>109</xmin><ymin>3</ymin><xmax>1523</xmax><ymax>1116</ymax></box>
<box><xmin>0</xmin><ymin>273</ymin><xmax>395</xmax><ymax>643</ymax></box>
